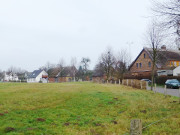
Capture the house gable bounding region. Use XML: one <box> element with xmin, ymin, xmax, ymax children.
<box><xmin>129</xmin><ymin>49</ymin><xmax>153</xmax><ymax>74</ymax></box>
<box><xmin>27</xmin><ymin>70</ymin><xmax>48</xmax><ymax>83</ymax></box>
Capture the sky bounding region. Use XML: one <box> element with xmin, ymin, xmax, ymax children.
<box><xmin>0</xmin><ymin>0</ymin><xmax>152</xmax><ymax>72</ymax></box>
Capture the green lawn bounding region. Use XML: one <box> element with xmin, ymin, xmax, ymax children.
<box><xmin>0</xmin><ymin>82</ymin><xmax>179</xmax><ymax>135</ymax></box>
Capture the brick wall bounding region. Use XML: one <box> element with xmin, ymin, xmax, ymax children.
<box><xmin>58</xmin><ymin>77</ymin><xmax>72</xmax><ymax>82</ymax></box>
<box><xmin>130</xmin><ymin>50</ymin><xmax>154</xmax><ymax>75</ymax></box>
<box><xmin>49</xmin><ymin>78</ymin><xmax>55</xmax><ymax>83</ymax></box>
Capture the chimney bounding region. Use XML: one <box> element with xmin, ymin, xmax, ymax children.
<box><xmin>161</xmin><ymin>45</ymin><xmax>166</xmax><ymax>50</ymax></box>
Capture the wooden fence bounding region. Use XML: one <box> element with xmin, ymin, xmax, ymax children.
<box><xmin>122</xmin><ymin>79</ymin><xmax>147</xmax><ymax>89</ymax></box>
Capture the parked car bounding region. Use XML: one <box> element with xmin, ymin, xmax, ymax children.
<box><xmin>141</xmin><ymin>79</ymin><xmax>152</xmax><ymax>85</ymax></box>
<box><xmin>165</xmin><ymin>79</ymin><xmax>180</xmax><ymax>89</ymax></box>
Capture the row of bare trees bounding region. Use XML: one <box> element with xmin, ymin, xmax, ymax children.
<box><xmin>94</xmin><ymin>47</ymin><xmax>131</xmax><ymax>82</ymax></box>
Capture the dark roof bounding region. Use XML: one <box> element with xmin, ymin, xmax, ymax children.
<box><xmin>60</xmin><ymin>66</ymin><xmax>76</xmax><ymax>77</ymax></box>
<box><xmin>129</xmin><ymin>47</ymin><xmax>180</xmax><ymax>70</ymax></box>
<box><xmin>28</xmin><ymin>69</ymin><xmax>43</xmax><ymax>78</ymax></box>
<box><xmin>48</xmin><ymin>66</ymin><xmax>77</xmax><ymax>78</ymax></box>
<box><xmin>145</xmin><ymin>48</ymin><xmax>180</xmax><ymax>68</ymax></box>
<box><xmin>48</xmin><ymin>68</ymin><xmax>60</xmax><ymax>78</ymax></box>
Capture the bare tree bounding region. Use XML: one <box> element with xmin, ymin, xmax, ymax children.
<box><xmin>7</xmin><ymin>66</ymin><xmax>26</xmax><ymax>74</ymax></box>
<box><xmin>70</xmin><ymin>57</ymin><xmax>77</xmax><ymax>81</ymax></box>
<box><xmin>99</xmin><ymin>48</ymin><xmax>116</xmax><ymax>81</ymax></box>
<box><xmin>55</xmin><ymin>58</ymin><xmax>66</xmax><ymax>77</ymax></box>
<box><xmin>40</xmin><ymin>61</ymin><xmax>54</xmax><ymax>71</ymax></box>
<box><xmin>152</xmin><ymin>0</ymin><xmax>180</xmax><ymax>49</ymax></box>
<box><xmin>7</xmin><ymin>66</ymin><xmax>16</xmax><ymax>73</ymax></box>
<box><xmin>115</xmin><ymin>49</ymin><xmax>130</xmax><ymax>82</ymax></box>
<box><xmin>94</xmin><ymin>62</ymin><xmax>105</xmax><ymax>77</ymax></box>
<box><xmin>0</xmin><ymin>70</ymin><xmax>4</xmax><ymax>81</ymax></box>
<box><xmin>57</xmin><ymin>58</ymin><xmax>65</xmax><ymax>70</ymax></box>
<box><xmin>146</xmin><ymin>21</ymin><xmax>163</xmax><ymax>90</ymax></box>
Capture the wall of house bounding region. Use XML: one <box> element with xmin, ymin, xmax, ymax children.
<box><xmin>173</xmin><ymin>66</ymin><xmax>180</xmax><ymax>76</ymax></box>
<box><xmin>49</xmin><ymin>78</ymin><xmax>56</xmax><ymax>83</ymax></box>
<box><xmin>130</xmin><ymin>50</ymin><xmax>153</xmax><ymax>76</ymax></box>
<box><xmin>48</xmin><ymin>77</ymin><xmax>73</xmax><ymax>83</ymax></box>
<box><xmin>169</xmin><ymin>61</ymin><xmax>180</xmax><ymax>67</ymax></box>
<box><xmin>36</xmin><ymin>71</ymin><xmax>48</xmax><ymax>83</ymax></box>
<box><xmin>157</xmin><ymin>70</ymin><xmax>173</xmax><ymax>76</ymax></box>
<box><xmin>4</xmin><ymin>73</ymin><xmax>19</xmax><ymax>81</ymax></box>
<box><xmin>27</xmin><ymin>78</ymin><xmax>36</xmax><ymax>83</ymax></box>
<box><xmin>58</xmin><ymin>77</ymin><xmax>72</xmax><ymax>82</ymax></box>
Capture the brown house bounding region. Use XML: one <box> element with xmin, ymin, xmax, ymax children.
<box><xmin>92</xmin><ymin>72</ymin><xmax>107</xmax><ymax>83</ymax></box>
<box><xmin>48</xmin><ymin>66</ymin><xmax>76</xmax><ymax>83</ymax></box>
<box><xmin>129</xmin><ymin>46</ymin><xmax>180</xmax><ymax>77</ymax></box>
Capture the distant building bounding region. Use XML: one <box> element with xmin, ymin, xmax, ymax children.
<box><xmin>48</xmin><ymin>66</ymin><xmax>76</xmax><ymax>83</ymax></box>
<box><xmin>27</xmin><ymin>69</ymin><xmax>48</xmax><ymax>83</ymax></box>
<box><xmin>92</xmin><ymin>72</ymin><xmax>106</xmax><ymax>83</ymax></box>
<box><xmin>129</xmin><ymin>46</ymin><xmax>180</xmax><ymax>77</ymax></box>
<box><xmin>4</xmin><ymin>72</ymin><xmax>19</xmax><ymax>81</ymax></box>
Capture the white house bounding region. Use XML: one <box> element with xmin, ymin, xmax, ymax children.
<box><xmin>4</xmin><ymin>72</ymin><xmax>19</xmax><ymax>81</ymax></box>
<box><xmin>27</xmin><ymin>69</ymin><xmax>48</xmax><ymax>83</ymax></box>
<box><xmin>157</xmin><ymin>70</ymin><xmax>173</xmax><ymax>76</ymax></box>
<box><xmin>173</xmin><ymin>66</ymin><xmax>180</xmax><ymax>76</ymax></box>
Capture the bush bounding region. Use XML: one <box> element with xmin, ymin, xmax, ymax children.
<box><xmin>39</xmin><ymin>80</ymin><xmax>43</xmax><ymax>83</ymax></box>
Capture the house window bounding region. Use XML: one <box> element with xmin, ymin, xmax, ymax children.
<box><xmin>148</xmin><ymin>62</ymin><xmax>151</xmax><ymax>67</ymax></box>
<box><xmin>136</xmin><ymin>63</ymin><xmax>138</xmax><ymax>68</ymax></box>
<box><xmin>144</xmin><ymin>54</ymin><xmax>146</xmax><ymax>58</ymax></box>
<box><xmin>139</xmin><ymin>63</ymin><xmax>142</xmax><ymax>68</ymax></box>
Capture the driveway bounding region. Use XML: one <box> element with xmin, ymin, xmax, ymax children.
<box><xmin>147</xmin><ymin>86</ymin><xmax>180</xmax><ymax>97</ymax></box>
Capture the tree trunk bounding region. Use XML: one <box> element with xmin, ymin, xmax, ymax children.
<box><xmin>151</xmin><ymin>60</ymin><xmax>155</xmax><ymax>91</ymax></box>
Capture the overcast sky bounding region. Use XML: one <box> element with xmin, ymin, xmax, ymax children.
<box><xmin>0</xmin><ymin>0</ymin><xmax>152</xmax><ymax>72</ymax></box>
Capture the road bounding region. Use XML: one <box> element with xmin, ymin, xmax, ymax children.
<box><xmin>147</xmin><ymin>86</ymin><xmax>180</xmax><ymax>97</ymax></box>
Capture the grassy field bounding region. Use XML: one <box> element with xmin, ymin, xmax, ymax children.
<box><xmin>0</xmin><ymin>82</ymin><xmax>179</xmax><ymax>135</ymax></box>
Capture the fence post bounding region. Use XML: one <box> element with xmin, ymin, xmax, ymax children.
<box><xmin>107</xmin><ymin>80</ymin><xmax>108</xmax><ymax>84</ymax></box>
<box><xmin>146</xmin><ymin>82</ymin><xmax>148</xmax><ymax>90</ymax></box>
<box><xmin>119</xmin><ymin>79</ymin><xmax>121</xmax><ymax>85</ymax></box>
<box><xmin>164</xmin><ymin>85</ymin><xmax>167</xmax><ymax>98</ymax></box>
<box><xmin>132</xmin><ymin>80</ymin><xmax>134</xmax><ymax>87</ymax></box>
<box><xmin>140</xmin><ymin>81</ymin><xmax>142</xmax><ymax>89</ymax></box>
<box><xmin>154</xmin><ymin>83</ymin><xmax>157</xmax><ymax>93</ymax></box>
<box><xmin>115</xmin><ymin>81</ymin><xmax>117</xmax><ymax>85</ymax></box>
<box><xmin>130</xmin><ymin>119</ymin><xmax>142</xmax><ymax>135</ymax></box>
<box><xmin>127</xmin><ymin>79</ymin><xmax>128</xmax><ymax>86</ymax></box>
